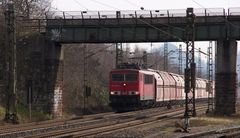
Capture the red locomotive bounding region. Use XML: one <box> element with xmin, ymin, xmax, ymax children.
<box><xmin>109</xmin><ymin>63</ymin><xmax>210</xmax><ymax>111</ymax></box>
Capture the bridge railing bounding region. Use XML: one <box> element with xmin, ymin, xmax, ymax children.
<box><xmin>5</xmin><ymin>7</ymin><xmax>238</xmax><ymax>33</ymax></box>
<box><xmin>228</xmin><ymin>7</ymin><xmax>240</xmax><ymax>15</ymax></box>
<box><xmin>45</xmin><ymin>8</ymin><xmax>228</xmax><ymax>20</ymax></box>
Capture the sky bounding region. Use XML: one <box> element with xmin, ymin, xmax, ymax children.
<box><xmin>52</xmin><ymin>0</ymin><xmax>239</xmax><ymax>11</ymax></box>
<box><xmin>51</xmin><ymin>0</ymin><xmax>240</xmax><ymax>58</ymax></box>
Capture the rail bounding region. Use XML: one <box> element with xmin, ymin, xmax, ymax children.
<box><xmin>33</xmin><ymin>105</ymin><xmax>207</xmax><ymax>138</ymax></box>
<box><xmin>181</xmin><ymin>126</ymin><xmax>240</xmax><ymax>138</ymax></box>
<box><xmin>0</xmin><ymin>104</ymin><xmax>207</xmax><ymax>138</ymax></box>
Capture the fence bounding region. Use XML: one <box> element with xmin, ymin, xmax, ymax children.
<box><xmin>44</xmin><ymin>8</ymin><xmax>239</xmax><ymax>20</ymax></box>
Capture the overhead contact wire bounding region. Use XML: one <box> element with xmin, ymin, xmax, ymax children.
<box><xmin>192</xmin><ymin>0</ymin><xmax>240</xmax><ymax>29</ymax></box>
<box><xmin>73</xmin><ymin>0</ymin><xmax>88</xmax><ymax>11</ymax></box>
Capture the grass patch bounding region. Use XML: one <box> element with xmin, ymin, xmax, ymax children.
<box><xmin>161</xmin><ymin>123</ymin><xmax>177</xmax><ymax>132</ymax></box>
<box><xmin>190</xmin><ymin>117</ymin><xmax>233</xmax><ymax>127</ymax></box>
<box><xmin>162</xmin><ymin>126</ymin><xmax>177</xmax><ymax>132</ymax></box>
<box><xmin>17</xmin><ymin>105</ymin><xmax>52</xmax><ymax>123</ymax></box>
<box><xmin>0</xmin><ymin>104</ymin><xmax>52</xmax><ymax>123</ymax></box>
<box><xmin>0</xmin><ymin>106</ymin><xmax>5</xmax><ymax>120</ymax></box>
<box><xmin>164</xmin><ymin>117</ymin><xmax>236</xmax><ymax>133</ymax></box>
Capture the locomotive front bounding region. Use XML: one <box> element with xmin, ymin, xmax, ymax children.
<box><xmin>109</xmin><ymin>69</ymin><xmax>140</xmax><ymax>111</ymax></box>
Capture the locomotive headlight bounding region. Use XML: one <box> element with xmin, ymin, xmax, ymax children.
<box><xmin>110</xmin><ymin>91</ymin><xmax>121</xmax><ymax>95</ymax></box>
<box><xmin>135</xmin><ymin>91</ymin><xmax>140</xmax><ymax>95</ymax></box>
<box><xmin>129</xmin><ymin>91</ymin><xmax>140</xmax><ymax>95</ymax></box>
<box><xmin>110</xmin><ymin>91</ymin><xmax>115</xmax><ymax>95</ymax></box>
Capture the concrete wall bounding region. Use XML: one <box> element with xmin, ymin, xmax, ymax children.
<box><xmin>16</xmin><ymin>34</ymin><xmax>63</xmax><ymax>117</ymax></box>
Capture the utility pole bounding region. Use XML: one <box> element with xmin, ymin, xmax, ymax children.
<box><xmin>115</xmin><ymin>12</ymin><xmax>123</xmax><ymax>69</ymax></box>
<box><xmin>184</xmin><ymin>8</ymin><xmax>196</xmax><ymax>132</ymax></box>
<box><xmin>206</xmin><ymin>41</ymin><xmax>214</xmax><ymax>113</ymax></box>
<box><xmin>164</xmin><ymin>42</ymin><xmax>168</xmax><ymax>71</ymax></box>
<box><xmin>116</xmin><ymin>43</ymin><xmax>123</xmax><ymax>68</ymax></box>
<box><xmin>150</xmin><ymin>42</ymin><xmax>153</xmax><ymax>54</ymax></box>
<box><xmin>179</xmin><ymin>44</ymin><xmax>182</xmax><ymax>75</ymax></box>
<box><xmin>4</xmin><ymin>2</ymin><xmax>19</xmax><ymax>123</ymax></box>
<box><xmin>142</xmin><ymin>51</ymin><xmax>148</xmax><ymax>69</ymax></box>
<box><xmin>198</xmin><ymin>48</ymin><xmax>201</xmax><ymax>78</ymax></box>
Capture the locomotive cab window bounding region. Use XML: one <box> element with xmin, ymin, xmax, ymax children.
<box><xmin>144</xmin><ymin>74</ymin><xmax>153</xmax><ymax>84</ymax></box>
<box><xmin>112</xmin><ymin>74</ymin><xmax>124</xmax><ymax>82</ymax></box>
<box><xmin>125</xmin><ymin>74</ymin><xmax>137</xmax><ymax>82</ymax></box>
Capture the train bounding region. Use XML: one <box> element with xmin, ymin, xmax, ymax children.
<box><xmin>109</xmin><ymin>63</ymin><xmax>212</xmax><ymax>111</ymax></box>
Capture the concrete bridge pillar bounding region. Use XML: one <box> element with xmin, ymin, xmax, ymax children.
<box><xmin>45</xmin><ymin>41</ymin><xmax>63</xmax><ymax>118</ymax></box>
<box><xmin>215</xmin><ymin>40</ymin><xmax>237</xmax><ymax>115</ymax></box>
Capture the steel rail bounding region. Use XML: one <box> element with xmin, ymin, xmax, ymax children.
<box><xmin>180</xmin><ymin>107</ymin><xmax>240</xmax><ymax>138</ymax></box>
<box><xmin>0</xmin><ymin>111</ymin><xmax>113</xmax><ymax>135</ymax></box>
<box><xmin>0</xmin><ymin>105</ymin><xmax>182</xmax><ymax>137</ymax></box>
<box><xmin>32</xmin><ymin>105</ymin><xmax>206</xmax><ymax>138</ymax></box>
<box><xmin>73</xmin><ymin>107</ymin><xmax>208</xmax><ymax>138</ymax></box>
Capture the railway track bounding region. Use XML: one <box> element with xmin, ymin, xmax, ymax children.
<box><xmin>0</xmin><ymin>104</ymin><xmax>175</xmax><ymax>134</ymax></box>
<box><xmin>0</xmin><ymin>111</ymin><xmax>114</xmax><ymax>137</ymax></box>
<box><xmin>76</xmin><ymin>107</ymin><xmax>208</xmax><ymax>138</ymax></box>
<box><xmin>0</xmin><ymin>105</ymin><xmax>171</xmax><ymax>136</ymax></box>
<box><xmin>0</xmin><ymin>106</ymin><xmax>169</xmax><ymax>137</ymax></box>
<box><xmin>181</xmin><ymin>125</ymin><xmax>240</xmax><ymax>138</ymax></box>
<box><xmin>180</xmin><ymin>106</ymin><xmax>240</xmax><ymax>138</ymax></box>
<box><xmin>24</xmin><ymin>105</ymin><xmax>206</xmax><ymax>138</ymax></box>
<box><xmin>0</xmin><ymin>104</ymin><xmax>202</xmax><ymax>138</ymax></box>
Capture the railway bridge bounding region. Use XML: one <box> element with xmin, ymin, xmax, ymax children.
<box><xmin>45</xmin><ymin>8</ymin><xmax>240</xmax><ymax>116</ymax></box>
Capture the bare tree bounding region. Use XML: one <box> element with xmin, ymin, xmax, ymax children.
<box><xmin>63</xmin><ymin>44</ymin><xmax>114</xmax><ymax>114</ymax></box>
<box><xmin>13</xmin><ymin>0</ymin><xmax>52</xmax><ymax>18</ymax></box>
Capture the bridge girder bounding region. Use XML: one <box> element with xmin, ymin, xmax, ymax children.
<box><xmin>46</xmin><ymin>15</ymin><xmax>240</xmax><ymax>43</ymax></box>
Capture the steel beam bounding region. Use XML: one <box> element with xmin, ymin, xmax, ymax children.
<box><xmin>179</xmin><ymin>44</ymin><xmax>183</xmax><ymax>75</ymax></box>
<box><xmin>206</xmin><ymin>41</ymin><xmax>214</xmax><ymax>113</ymax></box>
<box><xmin>46</xmin><ymin>11</ymin><xmax>232</xmax><ymax>43</ymax></box>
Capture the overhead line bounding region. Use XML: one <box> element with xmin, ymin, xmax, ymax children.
<box><xmin>88</xmin><ymin>0</ymin><xmax>185</xmax><ymax>42</ymax></box>
<box><xmin>83</xmin><ymin>0</ymin><xmax>185</xmax><ymax>42</ymax></box>
<box><xmin>124</xmin><ymin>0</ymin><xmax>141</xmax><ymax>9</ymax></box>
<box><xmin>90</xmin><ymin>0</ymin><xmax>120</xmax><ymax>10</ymax></box>
<box><xmin>192</xmin><ymin>0</ymin><xmax>240</xmax><ymax>29</ymax></box>
<box><xmin>73</xmin><ymin>0</ymin><xmax>88</xmax><ymax>11</ymax></box>
<box><xmin>33</xmin><ymin>1</ymin><xmax>186</xmax><ymax>43</ymax></box>
<box><xmin>46</xmin><ymin>0</ymin><xmax>186</xmax><ymax>35</ymax></box>
<box><xmin>86</xmin><ymin>45</ymin><xmax>112</xmax><ymax>58</ymax></box>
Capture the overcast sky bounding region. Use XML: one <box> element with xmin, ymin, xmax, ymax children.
<box><xmin>52</xmin><ymin>0</ymin><xmax>239</xmax><ymax>11</ymax></box>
